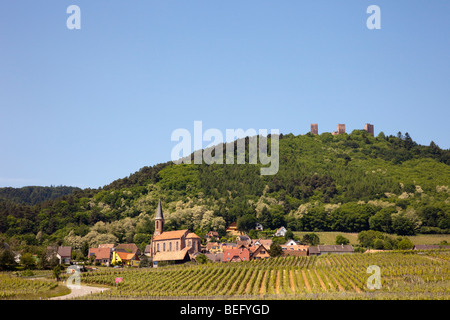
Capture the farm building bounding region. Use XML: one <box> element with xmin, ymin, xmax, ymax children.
<box><xmin>309</xmin><ymin>245</ymin><xmax>354</xmax><ymax>256</ymax></box>
<box><xmin>281</xmin><ymin>245</ymin><xmax>309</xmax><ymax>257</ymax></box>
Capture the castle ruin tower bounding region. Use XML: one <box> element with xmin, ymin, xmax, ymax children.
<box><xmin>364</xmin><ymin>123</ymin><xmax>374</xmax><ymax>136</ymax></box>
<box><xmin>311</xmin><ymin>123</ymin><xmax>318</xmax><ymax>135</ymax></box>
<box><xmin>154</xmin><ymin>199</ymin><xmax>165</xmax><ymax>236</ymax></box>
<box><xmin>337</xmin><ymin>124</ymin><xmax>346</xmax><ymax>134</ymax></box>
<box><xmin>333</xmin><ymin>124</ymin><xmax>346</xmax><ymax>135</ymax></box>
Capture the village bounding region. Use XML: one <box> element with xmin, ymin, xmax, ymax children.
<box><xmin>42</xmin><ymin>200</ymin><xmax>446</xmax><ymax>270</ymax></box>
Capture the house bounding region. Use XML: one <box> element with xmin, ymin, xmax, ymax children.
<box><xmin>56</xmin><ymin>246</ymin><xmax>72</xmax><ymax>265</ymax></box>
<box><xmin>204</xmin><ymin>253</ymin><xmax>223</xmax><ymax>263</ymax></box>
<box><xmin>221</xmin><ymin>243</ymin><xmax>238</xmax><ymax>251</ymax></box>
<box><xmin>280</xmin><ymin>245</ymin><xmax>309</xmax><ymax>257</ymax></box>
<box><xmin>413</xmin><ymin>245</ymin><xmax>450</xmax><ymax>250</ymax></box>
<box><xmin>284</xmin><ymin>239</ymin><xmax>298</xmax><ymax>246</ymax></box>
<box><xmin>274</xmin><ymin>227</ymin><xmax>287</xmax><ymax>237</ymax></box>
<box><xmin>88</xmin><ymin>247</ymin><xmax>112</xmax><ymax>266</ymax></box>
<box><xmin>144</xmin><ymin>245</ymin><xmax>152</xmax><ymax>257</ymax></box>
<box><xmin>309</xmin><ymin>245</ymin><xmax>354</xmax><ymax>256</ymax></box>
<box><xmin>206</xmin><ymin>242</ymin><xmax>222</xmax><ymax>254</ymax></box>
<box><xmin>223</xmin><ymin>248</ymin><xmax>250</xmax><ymax>262</ymax></box>
<box><xmin>205</xmin><ymin>231</ymin><xmax>219</xmax><ymax>241</ymax></box>
<box><xmin>236</xmin><ymin>234</ymin><xmax>251</xmax><ymax>247</ymax></box>
<box><xmin>250</xmin><ymin>244</ymin><xmax>270</xmax><ymax>260</ymax></box>
<box><xmin>115</xmin><ymin>243</ymin><xmax>141</xmax><ymax>256</ymax></box>
<box><xmin>112</xmin><ymin>251</ymin><xmax>140</xmax><ymax>267</ymax></box>
<box><xmin>251</xmin><ymin>239</ymin><xmax>273</xmax><ymax>249</ymax></box>
<box><xmin>255</xmin><ymin>223</ymin><xmax>263</xmax><ymax>231</ymax></box>
<box><xmin>226</xmin><ymin>222</ymin><xmax>240</xmax><ymax>236</ymax></box>
<box><xmin>151</xmin><ymin>199</ymin><xmax>201</xmax><ymax>264</ymax></box>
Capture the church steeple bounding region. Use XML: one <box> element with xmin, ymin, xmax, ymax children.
<box><xmin>154</xmin><ymin>198</ymin><xmax>164</xmax><ymax>236</ymax></box>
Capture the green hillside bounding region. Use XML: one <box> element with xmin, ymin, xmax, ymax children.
<box><xmin>0</xmin><ymin>186</ymin><xmax>81</xmax><ymax>206</ymax></box>
<box><xmin>0</xmin><ymin>130</ymin><xmax>449</xmax><ymax>252</ymax></box>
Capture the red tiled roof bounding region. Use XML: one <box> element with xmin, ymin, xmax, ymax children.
<box><xmin>88</xmin><ymin>248</ymin><xmax>111</xmax><ymax>260</ymax></box>
<box><xmin>153</xmin><ymin>247</ymin><xmax>190</xmax><ymax>262</ymax></box>
<box><xmin>222</xmin><ymin>248</ymin><xmax>250</xmax><ymax>262</ymax></box>
<box><xmin>115</xmin><ymin>243</ymin><xmax>139</xmax><ymax>253</ymax></box>
<box><xmin>186</xmin><ymin>232</ymin><xmax>201</xmax><ymax>239</ymax></box>
<box><xmin>116</xmin><ymin>251</ymin><xmax>138</xmax><ymax>261</ymax></box>
<box><xmin>153</xmin><ymin>230</ymin><xmax>188</xmax><ymax>241</ymax></box>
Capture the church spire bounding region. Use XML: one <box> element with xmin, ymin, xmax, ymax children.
<box><xmin>154</xmin><ymin>198</ymin><xmax>164</xmax><ymax>236</ymax></box>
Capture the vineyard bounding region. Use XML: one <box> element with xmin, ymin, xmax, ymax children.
<box><xmin>0</xmin><ymin>273</ymin><xmax>60</xmax><ymax>299</ymax></box>
<box><xmin>68</xmin><ymin>250</ymin><xmax>450</xmax><ymax>300</ymax></box>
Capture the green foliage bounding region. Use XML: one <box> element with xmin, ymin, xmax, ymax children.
<box><xmin>0</xmin><ymin>130</ymin><xmax>449</xmax><ymax>255</ymax></box>
<box><xmin>0</xmin><ymin>186</ymin><xmax>81</xmax><ymax>206</ymax></box>
<box><xmin>335</xmin><ymin>235</ymin><xmax>350</xmax><ymax>245</ymax></box>
<box><xmin>269</xmin><ymin>243</ymin><xmax>283</xmax><ymax>257</ymax></box>
<box><xmin>237</xmin><ymin>214</ymin><xmax>256</xmax><ymax>233</ymax></box>
<box><xmin>300</xmin><ymin>233</ymin><xmax>320</xmax><ymax>246</ymax></box>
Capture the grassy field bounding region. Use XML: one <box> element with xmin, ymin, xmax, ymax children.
<box><xmin>293</xmin><ymin>231</ymin><xmax>450</xmax><ymax>246</ymax></box>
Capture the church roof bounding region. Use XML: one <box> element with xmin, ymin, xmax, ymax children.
<box><xmin>186</xmin><ymin>232</ymin><xmax>201</xmax><ymax>239</ymax></box>
<box><xmin>155</xmin><ymin>198</ymin><xmax>164</xmax><ymax>220</ymax></box>
<box><xmin>153</xmin><ymin>247</ymin><xmax>190</xmax><ymax>262</ymax></box>
<box><xmin>153</xmin><ymin>229</ymin><xmax>189</xmax><ymax>241</ymax></box>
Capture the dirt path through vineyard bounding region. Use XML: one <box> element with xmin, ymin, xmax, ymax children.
<box><xmin>50</xmin><ymin>284</ymin><xmax>108</xmax><ymax>300</ymax></box>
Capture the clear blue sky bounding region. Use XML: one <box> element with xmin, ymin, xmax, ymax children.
<box><xmin>0</xmin><ymin>1</ymin><xmax>449</xmax><ymax>188</ymax></box>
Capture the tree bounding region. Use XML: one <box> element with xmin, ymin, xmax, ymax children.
<box><xmin>269</xmin><ymin>243</ymin><xmax>283</xmax><ymax>257</ymax></box>
<box><xmin>139</xmin><ymin>255</ymin><xmax>151</xmax><ymax>268</ymax></box>
<box><xmin>20</xmin><ymin>252</ymin><xmax>36</xmax><ymax>270</ymax></box>
<box><xmin>0</xmin><ymin>247</ymin><xmax>17</xmax><ymax>271</ymax></box>
<box><xmin>237</xmin><ymin>214</ymin><xmax>256</xmax><ymax>233</ymax></box>
<box><xmin>335</xmin><ymin>235</ymin><xmax>350</xmax><ymax>245</ymax></box>
<box><xmin>301</xmin><ymin>233</ymin><xmax>320</xmax><ymax>246</ymax></box>
<box><xmin>53</xmin><ymin>265</ymin><xmax>63</xmax><ymax>281</ymax></box>
<box><xmin>284</xmin><ymin>229</ymin><xmax>294</xmax><ymax>241</ymax></box>
<box><xmin>369</xmin><ymin>207</ymin><xmax>395</xmax><ymax>233</ymax></box>
<box><xmin>195</xmin><ymin>254</ymin><xmax>209</xmax><ymax>264</ymax></box>
<box><xmin>397</xmin><ymin>237</ymin><xmax>414</xmax><ymax>250</ymax></box>
<box><xmin>392</xmin><ymin>214</ymin><xmax>416</xmax><ymax>236</ymax></box>
<box><xmin>357</xmin><ymin>230</ymin><xmax>385</xmax><ymax>248</ymax></box>
<box><xmin>373</xmin><ymin>238</ymin><xmax>385</xmax><ymax>250</ymax></box>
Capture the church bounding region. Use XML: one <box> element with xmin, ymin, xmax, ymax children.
<box><xmin>151</xmin><ymin>199</ymin><xmax>201</xmax><ymax>265</ymax></box>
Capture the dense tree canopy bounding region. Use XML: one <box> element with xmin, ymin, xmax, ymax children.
<box><xmin>0</xmin><ymin>130</ymin><xmax>449</xmax><ymax>254</ymax></box>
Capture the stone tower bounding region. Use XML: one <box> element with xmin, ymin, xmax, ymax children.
<box><xmin>311</xmin><ymin>123</ymin><xmax>318</xmax><ymax>135</ymax></box>
<box><xmin>154</xmin><ymin>199</ymin><xmax>164</xmax><ymax>236</ymax></box>
<box><xmin>364</xmin><ymin>123</ymin><xmax>374</xmax><ymax>136</ymax></box>
<box><xmin>332</xmin><ymin>124</ymin><xmax>346</xmax><ymax>135</ymax></box>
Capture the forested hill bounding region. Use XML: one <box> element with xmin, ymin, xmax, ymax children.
<box><xmin>0</xmin><ymin>186</ymin><xmax>81</xmax><ymax>206</ymax></box>
<box><xmin>1</xmin><ymin>130</ymin><xmax>449</xmax><ymax>250</ymax></box>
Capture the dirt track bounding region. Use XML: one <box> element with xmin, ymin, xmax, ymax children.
<box><xmin>50</xmin><ymin>284</ymin><xmax>108</xmax><ymax>300</ymax></box>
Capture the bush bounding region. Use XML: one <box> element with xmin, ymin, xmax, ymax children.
<box><xmin>335</xmin><ymin>235</ymin><xmax>350</xmax><ymax>245</ymax></box>
<box><xmin>397</xmin><ymin>237</ymin><xmax>414</xmax><ymax>250</ymax></box>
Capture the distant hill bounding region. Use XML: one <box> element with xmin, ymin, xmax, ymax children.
<box><xmin>0</xmin><ymin>130</ymin><xmax>449</xmax><ymax>248</ymax></box>
<box><xmin>0</xmin><ymin>186</ymin><xmax>81</xmax><ymax>206</ymax></box>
